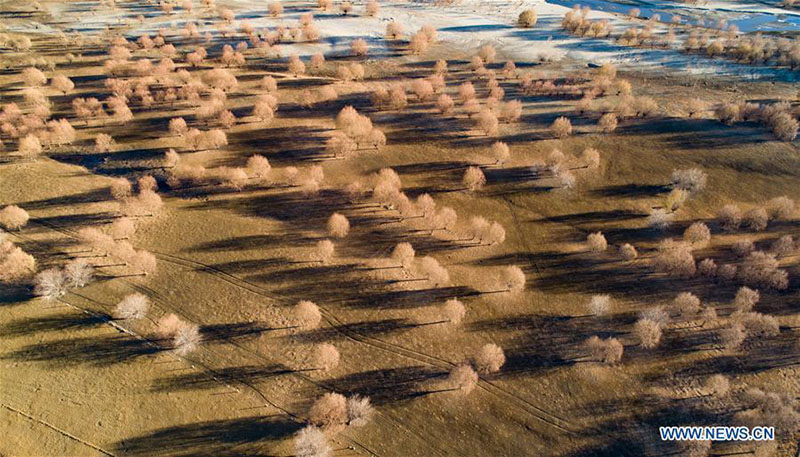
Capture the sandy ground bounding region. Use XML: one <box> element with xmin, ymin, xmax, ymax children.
<box><xmin>1</xmin><ymin>1</ymin><xmax>800</xmax><ymax>456</ymax></box>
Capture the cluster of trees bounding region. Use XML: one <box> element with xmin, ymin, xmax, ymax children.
<box><xmin>715</xmin><ymin>100</ymin><xmax>798</xmax><ymax>141</ymax></box>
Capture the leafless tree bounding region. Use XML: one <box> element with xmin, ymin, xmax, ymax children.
<box><xmin>314</xmin><ymin>343</ymin><xmax>340</xmax><ymax>371</ymax></box>
<box><xmin>350</xmin><ymin>38</ymin><xmax>368</xmax><ymax>57</ymax></box>
<box><xmin>294</xmin><ymin>426</ymin><xmax>331</xmax><ymax>457</ymax></box>
<box><xmin>634</xmin><ymin>318</ymin><xmax>662</xmax><ymax>348</ymax></box>
<box><xmin>551</xmin><ymin>116</ymin><xmax>573</xmax><ymax>138</ymax></box>
<box><xmin>619</xmin><ymin>243</ymin><xmax>637</xmax><ymax>260</ymax></box>
<box><xmin>584</xmin><ymin>336</ymin><xmax>623</xmax><ymax>363</ymax></box>
<box><xmin>463</xmin><ymin>166</ymin><xmax>486</xmax><ymax>191</ymax></box>
<box><xmin>64</xmin><ymin>259</ymin><xmax>93</xmax><ymax>288</ymax></box>
<box><xmin>0</xmin><ymin>241</ymin><xmax>37</xmax><ymax>283</ymax></box>
<box><xmin>33</xmin><ymin>268</ymin><xmax>68</xmax><ymax>301</ymax></box>
<box><xmin>327</xmin><ymin>213</ymin><xmax>350</xmax><ymax>238</ymax></box>
<box><xmin>440</xmin><ymin>298</ymin><xmax>466</xmax><ymax>325</ymax></box>
<box><xmin>586</xmin><ymin>232</ymin><xmax>607</xmax><ymax>252</ymax></box>
<box><xmin>653</xmin><ymin>239</ymin><xmax>696</xmax><ymax>277</ymax></box>
<box><xmin>448</xmin><ymin>364</ymin><xmax>478</xmax><ymax>394</ymax></box>
<box><xmin>588</xmin><ymin>294</ymin><xmax>611</xmax><ymax>315</ymax></box>
<box><xmin>743</xmin><ymin>207</ymin><xmax>768</xmax><ymax>231</ymax></box>
<box><xmin>739</xmin><ymin>251</ymin><xmax>788</xmax><ymax>290</ymax></box>
<box><xmin>346</xmin><ymin>395</ymin><xmax>374</xmax><ymax>427</ymax></box>
<box><xmin>766</xmin><ymin>196</ymin><xmax>794</xmax><ymax>220</ymax></box>
<box><xmin>674</xmin><ymin>292</ymin><xmax>701</xmax><ymax>316</ymax></box>
<box><xmin>474</xmin><ymin>343</ymin><xmax>505</xmax><ymax>374</ymax></box>
<box><xmin>733</xmin><ymin>286</ymin><xmax>759</xmax><ymax>312</ymax></box>
<box><xmin>295</xmin><ymin>300</ymin><xmax>322</xmax><ymax>328</ymax></box>
<box><xmin>671</xmin><ymin>168</ymin><xmax>707</xmax><ymax>193</ymax></box>
<box><xmin>518</xmin><ymin>8</ymin><xmax>538</xmax><ymax>27</ymax></box>
<box><xmin>392</xmin><ymin>242</ymin><xmax>415</xmax><ymax>269</ymax></box>
<box><xmin>113</xmin><ymin>293</ymin><xmax>150</xmax><ymax>320</ymax></box>
<box><xmin>684</xmin><ymin>222</ymin><xmax>711</xmax><ymax>248</ymax></box>
<box><xmin>309</xmin><ymin>392</ymin><xmax>347</xmax><ymax>428</ymax></box>
<box><xmin>718</xmin><ymin>204</ymin><xmax>743</xmax><ymax>231</ymax></box>
<box><xmin>704</xmin><ymin>374</ymin><xmax>730</xmax><ymax>397</ymax></box>
<box><xmin>0</xmin><ymin>205</ymin><xmax>29</xmax><ymax>230</ymax></box>
<box><xmin>598</xmin><ymin>112</ymin><xmax>617</xmax><ymax>133</ymax></box>
<box><xmin>173</xmin><ymin>321</ymin><xmax>201</xmax><ymax>356</ymax></box>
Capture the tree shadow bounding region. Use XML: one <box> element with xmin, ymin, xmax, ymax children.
<box><xmin>150</xmin><ymin>364</ymin><xmax>295</xmax><ymax>393</ymax></box>
<box><xmin>2</xmin><ymin>333</ymin><xmax>162</xmax><ymax>367</ymax></box>
<box><xmin>115</xmin><ymin>415</ymin><xmax>300</xmax><ymax>457</ymax></box>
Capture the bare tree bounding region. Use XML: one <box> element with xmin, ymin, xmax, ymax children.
<box><xmin>0</xmin><ymin>241</ymin><xmax>37</xmax><ymax>283</ymax></box>
<box><xmin>619</xmin><ymin>243</ymin><xmax>637</xmax><ymax>260</ymax></box>
<box><xmin>314</xmin><ymin>343</ymin><xmax>340</xmax><ymax>371</ymax></box>
<box><xmin>392</xmin><ymin>242</ymin><xmax>415</xmax><ymax>268</ymax></box>
<box><xmin>64</xmin><ymin>259</ymin><xmax>93</xmax><ymax>288</ymax></box>
<box><xmin>327</xmin><ymin>213</ymin><xmax>350</xmax><ymax>238</ymax></box>
<box><xmin>588</xmin><ymin>294</ymin><xmax>611</xmax><ymax>316</ymax></box>
<box><xmin>518</xmin><ymin>9</ymin><xmax>538</xmax><ymax>27</ymax></box>
<box><xmin>718</xmin><ymin>323</ymin><xmax>745</xmax><ymax>351</ymax></box>
<box><xmin>441</xmin><ymin>365</ymin><xmax>478</xmax><ymax>398</ymax></box>
<box><xmin>294</xmin><ymin>426</ymin><xmax>331</xmax><ymax>457</ymax></box>
<box><xmin>584</xmin><ymin>336</ymin><xmax>623</xmax><ymax>363</ymax></box>
<box><xmin>50</xmin><ymin>75</ymin><xmax>75</xmax><ymax>94</ymax></box>
<box><xmin>350</xmin><ymin>38</ymin><xmax>368</xmax><ymax>57</ymax></box>
<box><xmin>766</xmin><ymin>196</ymin><xmax>794</xmax><ymax>220</ymax></box>
<box><xmin>634</xmin><ymin>318</ymin><xmax>662</xmax><ymax>348</ymax></box>
<box><xmin>673</xmin><ymin>292</ymin><xmax>701</xmax><ymax>316</ymax></box>
<box><xmin>439</xmin><ymin>298</ymin><xmax>466</xmax><ymax>325</ymax></box>
<box><xmin>346</xmin><ymin>395</ymin><xmax>374</xmax><ymax>427</ymax></box>
<box><xmin>309</xmin><ymin>392</ymin><xmax>347</xmax><ymax>428</ymax></box>
<box><xmin>0</xmin><ymin>205</ymin><xmax>30</xmax><ymax>230</ymax></box>
<box><xmin>704</xmin><ymin>374</ymin><xmax>730</xmax><ymax>397</ymax></box>
<box><xmin>598</xmin><ymin>113</ymin><xmax>617</xmax><ymax>133</ymax></box>
<box><xmin>500</xmin><ymin>266</ymin><xmax>526</xmax><ymax>293</ymax></box>
<box><xmin>295</xmin><ymin>300</ymin><xmax>322</xmax><ymax>328</ymax></box>
<box><xmin>33</xmin><ymin>268</ymin><xmax>68</xmax><ymax>300</ymax></box>
<box><xmin>743</xmin><ymin>207</ymin><xmax>768</xmax><ymax>232</ymax></box>
<box><xmin>473</xmin><ymin>343</ymin><xmax>505</xmax><ymax>374</ymax></box>
<box><xmin>683</xmin><ymin>222</ymin><xmax>711</xmax><ymax>248</ymax></box>
<box><xmin>733</xmin><ymin>286</ymin><xmax>760</xmax><ymax>312</ymax></box>
<box><xmin>717</xmin><ymin>204</ymin><xmax>742</xmax><ymax>231</ymax></box>
<box><xmin>173</xmin><ymin>321</ymin><xmax>201</xmax><ymax>356</ymax></box>
<box><xmin>551</xmin><ymin>116</ymin><xmax>573</xmax><ymax>138</ymax></box>
<box><xmin>463</xmin><ymin>166</ymin><xmax>486</xmax><ymax>191</ymax></box>
<box><xmin>586</xmin><ymin>232</ymin><xmax>607</xmax><ymax>252</ymax></box>
<box><xmin>739</xmin><ymin>251</ymin><xmax>788</xmax><ymax>290</ymax></box>
<box><xmin>316</xmin><ymin>239</ymin><xmax>335</xmax><ymax>264</ymax></box>
<box><xmin>653</xmin><ymin>239</ymin><xmax>696</xmax><ymax>277</ymax></box>
<box><xmin>671</xmin><ymin>168</ymin><xmax>707</xmax><ymax>193</ymax></box>
<box><xmin>113</xmin><ymin>293</ymin><xmax>150</xmax><ymax>320</ymax></box>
